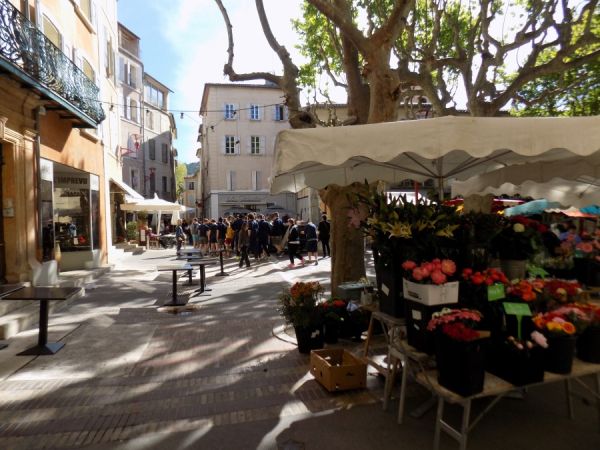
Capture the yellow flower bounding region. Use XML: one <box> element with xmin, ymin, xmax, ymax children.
<box><xmin>388</xmin><ymin>222</ymin><xmax>412</xmax><ymax>238</ymax></box>
<box><xmin>435</xmin><ymin>224</ymin><xmax>459</xmax><ymax>238</ymax></box>
<box><xmin>513</xmin><ymin>223</ymin><xmax>525</xmax><ymax>233</ymax></box>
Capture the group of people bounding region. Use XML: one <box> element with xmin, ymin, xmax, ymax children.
<box><xmin>173</xmin><ymin>212</ymin><xmax>331</xmax><ymax>269</ymax></box>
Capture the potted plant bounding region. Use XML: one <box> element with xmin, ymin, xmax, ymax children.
<box><xmin>491</xmin><ymin>216</ymin><xmax>545</xmax><ymax>280</ymax></box>
<box><xmin>460</xmin><ymin>267</ymin><xmax>510</xmax><ymax>336</ymax></box>
<box><xmin>319</xmin><ymin>298</ymin><xmax>348</xmax><ymax>344</ymax></box>
<box><xmin>427</xmin><ymin>308</ymin><xmax>488</xmax><ymax>396</ymax></box>
<box><xmin>573</xmin><ymin>233</ymin><xmax>600</xmax><ymax>287</ymax></box>
<box><xmin>278</xmin><ymin>281</ymin><xmax>325</xmax><ymax>354</ymax></box>
<box><xmin>456</xmin><ymin>212</ymin><xmax>504</xmax><ymax>270</ymax></box>
<box><xmin>351</xmin><ymin>184</ymin><xmax>460</xmax><ymax>317</ymax></box>
<box><xmin>402</xmin><ymin>259</ymin><xmax>459</xmax><ymax>353</ymax></box>
<box><xmin>532</xmin><ymin>305</ymin><xmax>590</xmax><ymax>374</ymax></box>
<box><xmin>486</xmin><ymin>332</ymin><xmax>547</xmax><ymax>386</ymax></box>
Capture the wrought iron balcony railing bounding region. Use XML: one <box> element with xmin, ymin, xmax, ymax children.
<box><xmin>0</xmin><ymin>0</ymin><xmax>105</xmax><ymax>126</ymax></box>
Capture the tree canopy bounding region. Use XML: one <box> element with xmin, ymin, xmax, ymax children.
<box><xmin>215</xmin><ymin>0</ymin><xmax>599</xmax><ymax>125</ymax></box>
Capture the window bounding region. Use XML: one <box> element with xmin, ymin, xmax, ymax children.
<box><xmin>224</xmin><ymin>104</ymin><xmax>236</xmax><ymax>120</ymax></box>
<box><xmin>251</xmin><ymin>171</ymin><xmax>261</xmax><ymax>190</ymax></box>
<box><xmin>122</xmin><ymin>94</ymin><xmax>129</xmax><ymax>119</ymax></box>
<box><xmin>249</xmin><ymin>104</ymin><xmax>260</xmax><ymax>120</ymax></box>
<box><xmin>226</xmin><ymin>171</ymin><xmax>235</xmax><ymax>191</ymax></box>
<box><xmin>149</xmin><ymin>140</ymin><xmax>156</xmax><ymax>160</ymax></box>
<box><xmin>188</xmin><ymin>182</ymin><xmax>195</xmax><ymax>190</ymax></box>
<box><xmin>42</xmin><ymin>15</ymin><xmax>62</xmax><ymax>49</ymax></box>
<box><xmin>130</xmin><ymin>99</ymin><xmax>138</xmax><ymax>122</ymax></box>
<box><xmin>146</xmin><ymin>110</ymin><xmax>154</xmax><ymax>130</ymax></box>
<box><xmin>105</xmin><ymin>35</ymin><xmax>115</xmax><ymax>79</ymax></box>
<box><xmin>162</xmin><ymin>176</ymin><xmax>167</xmax><ymax>193</ymax></box>
<box><xmin>224</xmin><ymin>135</ymin><xmax>237</xmax><ymax>155</ymax></box>
<box><xmin>274</xmin><ymin>104</ymin><xmax>285</xmax><ymax>121</ymax></box>
<box><xmin>149</xmin><ymin>172</ymin><xmax>156</xmax><ymax>193</ymax></box>
<box><xmin>162</xmin><ymin>143</ymin><xmax>168</xmax><ymax>163</ymax></box>
<box><xmin>250</xmin><ymin>136</ymin><xmax>263</xmax><ymax>155</ymax></box>
<box><xmin>145</xmin><ymin>84</ymin><xmax>164</xmax><ymax>109</ymax></box>
<box><xmin>129</xmin><ymin>65</ymin><xmax>137</xmax><ymax>88</ymax></box>
<box><xmin>130</xmin><ymin>169</ymin><xmax>138</xmax><ymax>191</ymax></box>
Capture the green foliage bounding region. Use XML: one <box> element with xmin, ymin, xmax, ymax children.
<box><xmin>175</xmin><ymin>164</ymin><xmax>188</xmax><ymax>199</ymax></box>
<box><xmin>126</xmin><ymin>222</ymin><xmax>138</xmax><ymax>241</ymax></box>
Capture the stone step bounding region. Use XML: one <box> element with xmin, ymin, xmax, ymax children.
<box><xmin>57</xmin><ymin>265</ymin><xmax>112</xmax><ymax>288</ymax></box>
<box><xmin>0</xmin><ymin>289</ymin><xmax>84</xmax><ymax>340</ymax></box>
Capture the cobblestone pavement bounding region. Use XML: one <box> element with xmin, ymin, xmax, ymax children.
<box><xmin>0</xmin><ymin>249</ymin><xmax>599</xmax><ymax>450</ymax></box>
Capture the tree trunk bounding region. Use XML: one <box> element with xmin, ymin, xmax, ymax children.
<box><xmin>320</xmin><ymin>184</ymin><xmax>368</xmax><ymax>297</ymax></box>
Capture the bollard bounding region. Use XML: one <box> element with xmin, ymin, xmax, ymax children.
<box><xmin>215</xmin><ymin>248</ymin><xmax>229</xmax><ymax>277</ymax></box>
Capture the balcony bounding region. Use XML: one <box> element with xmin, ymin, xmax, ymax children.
<box><xmin>0</xmin><ymin>0</ymin><xmax>105</xmax><ymax>127</ymax></box>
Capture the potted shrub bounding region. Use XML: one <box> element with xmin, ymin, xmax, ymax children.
<box><xmin>427</xmin><ymin>308</ymin><xmax>488</xmax><ymax>396</ymax></box>
<box><xmin>319</xmin><ymin>298</ymin><xmax>348</xmax><ymax>344</ymax></box>
<box><xmin>278</xmin><ymin>281</ymin><xmax>325</xmax><ymax>354</ymax></box>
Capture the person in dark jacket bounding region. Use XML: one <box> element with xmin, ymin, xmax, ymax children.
<box><xmin>305</xmin><ymin>220</ymin><xmax>318</xmax><ymax>265</ymax></box>
<box><xmin>237</xmin><ymin>220</ymin><xmax>251</xmax><ymax>268</ymax></box>
<box><xmin>286</xmin><ymin>218</ymin><xmax>304</xmax><ymax>268</ymax></box>
<box><xmin>318</xmin><ymin>214</ymin><xmax>331</xmax><ymax>258</ymax></box>
<box><xmin>257</xmin><ymin>214</ymin><xmax>272</xmax><ymax>258</ymax></box>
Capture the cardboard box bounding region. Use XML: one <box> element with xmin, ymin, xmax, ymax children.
<box><xmin>402</xmin><ymin>279</ymin><xmax>459</xmax><ymax>306</ymax></box>
<box><xmin>310</xmin><ymin>349</ymin><xmax>367</xmax><ymax>392</ymax></box>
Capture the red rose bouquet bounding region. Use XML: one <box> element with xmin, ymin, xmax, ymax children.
<box><xmin>427</xmin><ymin>308</ymin><xmax>483</xmax><ymax>342</ymax></box>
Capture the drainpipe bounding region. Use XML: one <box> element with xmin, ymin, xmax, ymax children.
<box><xmin>0</xmin><ymin>143</ymin><xmax>6</xmax><ymax>283</ymax></box>
<box><xmin>35</xmin><ymin>105</ymin><xmax>44</xmax><ymax>255</ymax></box>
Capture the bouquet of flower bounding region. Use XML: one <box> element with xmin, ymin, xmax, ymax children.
<box><xmin>278</xmin><ymin>281</ymin><xmax>324</xmax><ymax>328</ymax></box>
<box><xmin>402</xmin><ymin>259</ymin><xmax>457</xmax><ymax>285</ymax></box>
<box><xmin>427</xmin><ymin>308</ymin><xmax>483</xmax><ymax>342</ymax></box>
<box><xmin>492</xmin><ymin>216</ymin><xmax>545</xmax><ymax>260</ymax></box>
<box><xmin>506</xmin><ymin>279</ymin><xmax>545</xmax><ymax>303</ymax></box>
<box><xmin>544</xmin><ymin>279</ymin><xmax>581</xmax><ymax>303</ymax></box>
<box><xmin>577</xmin><ymin>303</ymin><xmax>600</xmax><ymax>328</ymax></box>
<box><xmin>532</xmin><ymin>305</ymin><xmax>590</xmax><ymax>336</ymax></box>
<box><xmin>319</xmin><ymin>298</ymin><xmax>348</xmax><ymax>322</ymax></box>
<box><xmin>461</xmin><ymin>267</ymin><xmax>509</xmax><ymax>286</ymax></box>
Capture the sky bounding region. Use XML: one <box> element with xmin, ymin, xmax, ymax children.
<box><xmin>117</xmin><ymin>0</ymin><xmax>309</xmax><ymax>164</ymax></box>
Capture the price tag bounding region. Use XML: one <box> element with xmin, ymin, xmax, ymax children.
<box><xmin>487</xmin><ymin>283</ymin><xmax>505</xmax><ymax>302</ymax></box>
<box><xmin>503</xmin><ymin>302</ymin><xmax>532</xmax><ymax>316</ymax></box>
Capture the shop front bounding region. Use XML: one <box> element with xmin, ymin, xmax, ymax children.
<box><xmin>41</xmin><ymin>159</ymin><xmax>102</xmax><ymax>271</ymax></box>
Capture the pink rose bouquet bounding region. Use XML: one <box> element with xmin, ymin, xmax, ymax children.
<box><xmin>402</xmin><ymin>258</ymin><xmax>457</xmax><ymax>285</ymax></box>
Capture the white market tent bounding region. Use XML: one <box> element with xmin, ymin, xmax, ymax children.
<box><xmin>120</xmin><ymin>193</ymin><xmax>188</xmax><ymax>233</ymax></box>
<box><xmin>270</xmin><ymin>116</ymin><xmax>600</xmax><ymax>196</ymax></box>
<box><xmin>451</xmin><ymin>153</ymin><xmax>600</xmax><ymax>208</ymax></box>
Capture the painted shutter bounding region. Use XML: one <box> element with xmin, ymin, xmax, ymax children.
<box><xmin>233</xmin><ymin>103</ymin><xmax>239</xmax><ymax>120</ymax></box>
<box><xmin>247</xmin><ymin>104</ymin><xmax>252</xmax><ymax>120</ymax></box>
<box><xmin>251</xmin><ymin>170</ymin><xmax>257</xmax><ymax>191</ymax></box>
<box><xmin>246</xmin><ymin>136</ymin><xmax>252</xmax><ymax>154</ymax></box>
<box><xmin>257</xmin><ymin>104</ymin><xmax>261</xmax><ymax>120</ymax></box>
<box><xmin>221</xmin><ymin>136</ymin><xmax>226</xmax><ymax>154</ymax></box>
<box><xmin>223</xmin><ymin>103</ymin><xmax>228</xmax><ymax>119</ymax></box>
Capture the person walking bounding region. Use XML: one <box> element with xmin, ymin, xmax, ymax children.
<box><xmin>270</xmin><ymin>212</ymin><xmax>285</xmax><ymax>256</ymax></box>
<box><xmin>175</xmin><ymin>219</ymin><xmax>185</xmax><ymax>252</ymax></box>
<box><xmin>190</xmin><ymin>218</ymin><xmax>200</xmax><ymax>249</ymax></box>
<box><xmin>247</xmin><ymin>213</ymin><xmax>260</xmax><ymax>260</ymax></box>
<box><xmin>286</xmin><ymin>218</ymin><xmax>304</xmax><ymax>268</ymax></box>
<box><xmin>318</xmin><ymin>214</ymin><xmax>331</xmax><ymax>258</ymax></box>
<box><xmin>257</xmin><ymin>214</ymin><xmax>272</xmax><ymax>258</ymax></box>
<box><xmin>305</xmin><ymin>220</ymin><xmax>319</xmax><ymax>265</ymax></box>
<box><xmin>237</xmin><ymin>220</ymin><xmax>251</xmax><ymax>268</ymax></box>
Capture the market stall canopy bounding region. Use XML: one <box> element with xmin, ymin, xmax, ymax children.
<box><xmin>270</xmin><ymin>116</ymin><xmax>600</xmax><ymax>194</ymax></box>
<box><xmin>581</xmin><ymin>205</ymin><xmax>600</xmax><ymax>215</ymax></box>
<box><xmin>504</xmin><ymin>199</ymin><xmax>561</xmax><ymax>217</ymax></box>
<box><xmin>544</xmin><ymin>206</ymin><xmax>598</xmax><ymax>218</ymax></box>
<box><xmin>120</xmin><ymin>193</ymin><xmax>187</xmax><ymax>212</ymax></box>
<box><xmin>110</xmin><ymin>177</ymin><xmax>144</xmax><ymax>202</ymax></box>
<box><xmin>451</xmin><ymin>152</ymin><xmax>600</xmax><ymax>207</ymax></box>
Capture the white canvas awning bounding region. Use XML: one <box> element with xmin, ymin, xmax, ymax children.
<box><xmin>110</xmin><ymin>177</ymin><xmax>144</xmax><ymax>202</ymax></box>
<box><xmin>451</xmin><ymin>152</ymin><xmax>600</xmax><ymax>208</ymax></box>
<box><xmin>270</xmin><ymin>116</ymin><xmax>600</xmax><ymax>194</ymax></box>
<box><xmin>120</xmin><ymin>193</ymin><xmax>186</xmax><ymax>212</ymax></box>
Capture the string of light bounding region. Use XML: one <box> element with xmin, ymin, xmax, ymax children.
<box><xmin>88</xmin><ymin>96</ymin><xmax>287</xmax><ymax>115</ymax></box>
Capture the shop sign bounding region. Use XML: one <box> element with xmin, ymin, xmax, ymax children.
<box><xmin>54</xmin><ymin>174</ymin><xmax>89</xmax><ymax>189</ymax></box>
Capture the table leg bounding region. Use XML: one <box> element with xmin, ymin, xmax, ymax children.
<box><xmin>188</xmin><ymin>269</ymin><xmax>193</xmax><ymax>284</ymax></box>
<box><xmin>17</xmin><ymin>299</ymin><xmax>64</xmax><ymax>355</ymax></box>
<box><xmin>200</xmin><ymin>265</ymin><xmax>206</xmax><ymax>292</ymax></box>
<box><xmin>363</xmin><ymin>315</ymin><xmax>375</xmax><ymax>357</ymax></box>
<box><xmin>38</xmin><ymin>299</ymin><xmax>48</xmax><ymax>347</ymax></box>
<box><xmin>565</xmin><ymin>379</ymin><xmax>574</xmax><ymax>420</ymax></box>
<box><xmin>459</xmin><ymin>400</ymin><xmax>472</xmax><ymax>450</ymax></box>
<box><xmin>398</xmin><ymin>356</ymin><xmax>409</xmax><ymax>424</ymax></box>
<box><xmin>596</xmin><ymin>374</ymin><xmax>600</xmax><ymax>432</ymax></box>
<box><xmin>433</xmin><ymin>397</ymin><xmax>444</xmax><ymax>450</ymax></box>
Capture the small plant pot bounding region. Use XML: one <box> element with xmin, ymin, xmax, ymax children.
<box><xmin>544</xmin><ymin>335</ymin><xmax>576</xmax><ymax>374</ymax></box>
<box><xmin>577</xmin><ymin>326</ymin><xmax>600</xmax><ymax>363</ymax></box>
<box><xmin>294</xmin><ymin>325</ymin><xmax>324</xmax><ymax>354</ymax></box>
<box><xmin>435</xmin><ymin>333</ymin><xmax>487</xmax><ymax>396</ymax></box>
